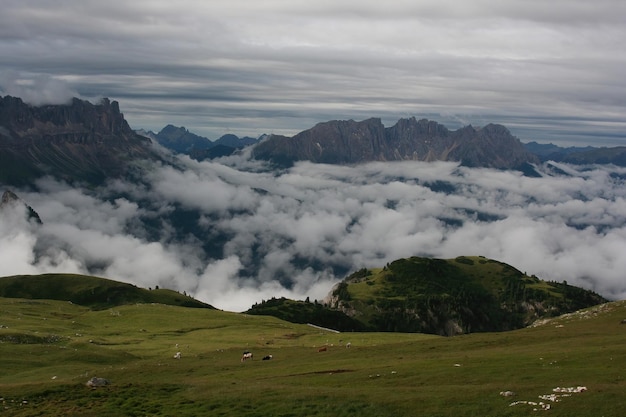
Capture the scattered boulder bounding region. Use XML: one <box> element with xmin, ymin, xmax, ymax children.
<box><xmin>86</xmin><ymin>377</ymin><xmax>110</xmax><ymax>388</ymax></box>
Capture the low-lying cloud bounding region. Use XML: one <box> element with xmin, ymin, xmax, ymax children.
<box><xmin>2</xmin><ymin>156</ymin><xmax>625</xmax><ymax>311</ymax></box>
<box><xmin>0</xmin><ymin>71</ymin><xmax>79</xmax><ymax>106</ymax></box>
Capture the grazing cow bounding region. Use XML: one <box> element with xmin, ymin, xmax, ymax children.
<box><xmin>262</xmin><ymin>355</ymin><xmax>273</xmax><ymax>360</ymax></box>
<box><xmin>241</xmin><ymin>351</ymin><xmax>253</xmax><ymax>362</ymax></box>
<box><xmin>317</xmin><ymin>346</ymin><xmax>327</xmax><ymax>352</ymax></box>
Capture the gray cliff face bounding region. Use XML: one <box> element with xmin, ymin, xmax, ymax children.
<box><xmin>295</xmin><ymin>118</ymin><xmax>387</xmax><ymax>164</ymax></box>
<box><xmin>253</xmin><ymin>116</ymin><xmax>539</xmax><ymax>169</ymax></box>
<box><xmin>0</xmin><ymin>97</ymin><xmax>130</xmax><ymax>139</ymax></box>
<box><xmin>0</xmin><ymin>96</ymin><xmax>160</xmax><ymax>186</ymax></box>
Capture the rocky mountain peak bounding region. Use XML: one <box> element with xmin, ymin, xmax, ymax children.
<box><xmin>1</xmin><ymin>189</ymin><xmax>19</xmax><ymax>205</ymax></box>
<box><xmin>390</xmin><ymin>117</ymin><xmax>450</xmax><ymax>137</ymax></box>
<box><xmin>0</xmin><ymin>95</ymin><xmax>160</xmax><ymax>186</ymax></box>
<box><xmin>154</xmin><ymin>124</ymin><xmax>213</xmax><ymax>154</ymax></box>
<box><xmin>0</xmin><ymin>96</ymin><xmax>132</xmax><ymax>139</ymax></box>
<box><xmin>158</xmin><ymin>124</ymin><xmax>189</xmax><ymax>136</ymax></box>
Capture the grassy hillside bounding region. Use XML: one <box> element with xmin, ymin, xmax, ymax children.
<box><xmin>327</xmin><ymin>256</ymin><xmax>606</xmax><ymax>335</ymax></box>
<box><xmin>0</xmin><ymin>295</ymin><xmax>625</xmax><ymax>416</ymax></box>
<box><xmin>246</xmin><ymin>297</ymin><xmax>370</xmax><ymax>331</ymax></box>
<box><xmin>0</xmin><ymin>274</ymin><xmax>214</xmax><ymax>310</ymax></box>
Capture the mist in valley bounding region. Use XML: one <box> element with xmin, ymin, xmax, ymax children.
<box><xmin>1</xmin><ymin>150</ymin><xmax>625</xmax><ymax>311</ymax></box>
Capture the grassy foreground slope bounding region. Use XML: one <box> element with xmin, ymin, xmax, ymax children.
<box><xmin>1</xmin><ymin>296</ymin><xmax>625</xmax><ymax>417</ymax></box>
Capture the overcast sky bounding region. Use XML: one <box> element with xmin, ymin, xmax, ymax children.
<box><xmin>1</xmin><ymin>0</ymin><xmax>625</xmax><ymax>145</ymax></box>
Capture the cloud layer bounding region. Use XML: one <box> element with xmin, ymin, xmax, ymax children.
<box><xmin>1</xmin><ymin>1</ymin><xmax>625</xmax><ymax>145</ymax></box>
<box><xmin>2</xmin><ymin>155</ymin><xmax>625</xmax><ymax>311</ymax></box>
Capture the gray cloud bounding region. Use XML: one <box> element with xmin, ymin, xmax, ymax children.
<box><xmin>0</xmin><ymin>1</ymin><xmax>624</xmax><ymax>144</ymax></box>
<box><xmin>2</xmin><ymin>156</ymin><xmax>625</xmax><ymax>311</ymax></box>
<box><xmin>0</xmin><ymin>71</ymin><xmax>79</xmax><ymax>106</ymax></box>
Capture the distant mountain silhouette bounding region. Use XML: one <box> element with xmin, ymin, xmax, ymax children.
<box><xmin>252</xmin><ymin>117</ymin><xmax>539</xmax><ymax>169</ymax></box>
<box><xmin>3</xmin><ymin>95</ymin><xmax>623</xmax><ymax>190</ymax></box>
<box><xmin>154</xmin><ymin>125</ymin><xmax>213</xmax><ymax>153</ymax></box>
<box><xmin>153</xmin><ymin>126</ymin><xmax>260</xmax><ymax>160</ymax></box>
<box><xmin>525</xmin><ymin>141</ymin><xmax>626</xmax><ymax>166</ymax></box>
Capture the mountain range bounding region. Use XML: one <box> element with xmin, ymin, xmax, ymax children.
<box><xmin>525</xmin><ymin>141</ymin><xmax>626</xmax><ymax>165</ymax></box>
<box><xmin>2</xmin><ymin>95</ymin><xmax>625</xmax><ymax>188</ymax></box>
<box><xmin>149</xmin><ymin>117</ymin><xmax>626</xmax><ymax>169</ymax></box>
<box><xmin>142</xmin><ymin>124</ymin><xmax>261</xmax><ymax>161</ymax></box>
<box><xmin>252</xmin><ymin>117</ymin><xmax>540</xmax><ymax>169</ymax></box>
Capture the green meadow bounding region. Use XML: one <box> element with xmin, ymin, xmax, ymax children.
<box><xmin>1</xmin><ymin>297</ymin><xmax>625</xmax><ymax>416</ymax></box>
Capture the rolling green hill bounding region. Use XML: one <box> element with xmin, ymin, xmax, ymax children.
<box><xmin>0</xmin><ymin>295</ymin><xmax>625</xmax><ymax>416</ymax></box>
<box><xmin>0</xmin><ymin>274</ymin><xmax>214</xmax><ymax>310</ymax></box>
<box><xmin>325</xmin><ymin>256</ymin><xmax>606</xmax><ymax>335</ymax></box>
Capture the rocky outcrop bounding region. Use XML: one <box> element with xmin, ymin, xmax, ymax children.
<box><xmin>0</xmin><ymin>190</ymin><xmax>42</xmax><ymax>224</ymax></box>
<box><xmin>0</xmin><ymin>96</ymin><xmax>161</xmax><ymax>186</ymax></box>
<box><xmin>253</xmin><ymin>117</ymin><xmax>539</xmax><ymax>169</ymax></box>
<box><xmin>86</xmin><ymin>377</ymin><xmax>110</xmax><ymax>388</ymax></box>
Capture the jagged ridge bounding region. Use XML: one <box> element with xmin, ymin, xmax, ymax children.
<box><xmin>0</xmin><ymin>96</ymin><xmax>161</xmax><ymax>185</ymax></box>
<box><xmin>253</xmin><ymin>117</ymin><xmax>539</xmax><ymax>169</ymax></box>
